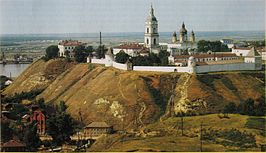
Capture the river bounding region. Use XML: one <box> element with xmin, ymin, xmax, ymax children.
<box><xmin>0</xmin><ymin>64</ymin><xmax>30</xmax><ymax>78</ymax></box>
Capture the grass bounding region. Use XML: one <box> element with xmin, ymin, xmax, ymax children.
<box><xmin>89</xmin><ymin>114</ymin><xmax>265</xmax><ymax>152</ymax></box>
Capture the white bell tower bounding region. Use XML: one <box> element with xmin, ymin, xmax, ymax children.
<box><xmin>144</xmin><ymin>4</ymin><xmax>159</xmax><ymax>50</ymax></box>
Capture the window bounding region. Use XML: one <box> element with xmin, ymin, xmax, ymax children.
<box><xmin>147</xmin><ymin>28</ymin><xmax>149</xmax><ymax>33</ymax></box>
<box><xmin>147</xmin><ymin>39</ymin><xmax>149</xmax><ymax>45</ymax></box>
<box><xmin>153</xmin><ymin>28</ymin><xmax>156</xmax><ymax>33</ymax></box>
<box><xmin>154</xmin><ymin>38</ymin><xmax>156</xmax><ymax>45</ymax></box>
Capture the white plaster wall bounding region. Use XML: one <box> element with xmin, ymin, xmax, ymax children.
<box><xmin>196</xmin><ymin>63</ymin><xmax>255</xmax><ymax>73</ymax></box>
<box><xmin>113</xmin><ymin>62</ymin><xmax>128</xmax><ymax>70</ymax></box>
<box><xmin>133</xmin><ymin>66</ymin><xmax>192</xmax><ymax>73</ymax></box>
<box><xmin>91</xmin><ymin>58</ymin><xmax>107</xmax><ymax>65</ymax></box>
<box><xmin>232</xmin><ymin>49</ymin><xmax>250</xmax><ymax>56</ymax></box>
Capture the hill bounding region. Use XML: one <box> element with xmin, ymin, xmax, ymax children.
<box><xmin>88</xmin><ymin>114</ymin><xmax>265</xmax><ymax>152</ymax></box>
<box><xmin>2</xmin><ymin>59</ymin><xmax>265</xmax><ymax>131</ymax></box>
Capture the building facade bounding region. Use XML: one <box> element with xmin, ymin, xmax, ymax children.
<box><xmin>84</xmin><ymin>122</ymin><xmax>113</xmax><ymax>138</ymax></box>
<box><xmin>58</xmin><ymin>40</ymin><xmax>83</xmax><ymax>57</ymax></box>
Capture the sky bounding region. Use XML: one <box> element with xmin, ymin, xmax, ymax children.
<box><xmin>0</xmin><ymin>0</ymin><xmax>265</xmax><ymax>34</ymax></box>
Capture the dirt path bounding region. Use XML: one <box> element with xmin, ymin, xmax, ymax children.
<box><xmin>174</xmin><ymin>73</ymin><xmax>192</xmax><ymax>114</ymax></box>
<box><xmin>118</xmin><ymin>75</ymin><xmax>128</xmax><ymax>101</ymax></box>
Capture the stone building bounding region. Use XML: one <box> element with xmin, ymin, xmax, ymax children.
<box><xmin>58</xmin><ymin>40</ymin><xmax>84</xmax><ymax>57</ymax></box>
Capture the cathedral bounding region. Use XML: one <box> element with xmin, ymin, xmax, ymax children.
<box><xmin>172</xmin><ymin>22</ymin><xmax>195</xmax><ymax>44</ymax></box>
<box><xmin>143</xmin><ymin>4</ymin><xmax>197</xmax><ymax>56</ymax></box>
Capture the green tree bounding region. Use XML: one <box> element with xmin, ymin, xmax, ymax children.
<box><xmin>23</xmin><ymin>122</ymin><xmax>41</xmax><ymax>151</ymax></box>
<box><xmin>223</xmin><ymin>102</ymin><xmax>237</xmax><ymax>114</ymax></box>
<box><xmin>1</xmin><ymin>121</ymin><xmax>13</xmax><ymax>142</ymax></box>
<box><xmin>238</xmin><ymin>98</ymin><xmax>255</xmax><ymax>116</ymax></box>
<box><xmin>96</xmin><ymin>45</ymin><xmax>107</xmax><ymax>59</ymax></box>
<box><xmin>45</xmin><ymin>45</ymin><xmax>59</xmax><ymax>60</ymax></box>
<box><xmin>197</xmin><ymin>40</ymin><xmax>230</xmax><ymax>52</ymax></box>
<box><xmin>46</xmin><ymin>101</ymin><xmax>74</xmax><ymax>146</ymax></box>
<box><xmin>158</xmin><ymin>50</ymin><xmax>170</xmax><ymax>66</ymax></box>
<box><xmin>115</xmin><ymin>51</ymin><xmax>130</xmax><ymax>63</ymax></box>
<box><xmin>73</xmin><ymin>45</ymin><xmax>94</xmax><ymax>63</ymax></box>
<box><xmin>255</xmin><ymin>98</ymin><xmax>265</xmax><ymax>116</ymax></box>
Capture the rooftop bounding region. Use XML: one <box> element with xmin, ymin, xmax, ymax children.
<box><xmin>85</xmin><ymin>122</ymin><xmax>111</xmax><ymax>128</ymax></box>
<box><xmin>114</xmin><ymin>43</ymin><xmax>146</xmax><ymax>50</ymax></box>
<box><xmin>174</xmin><ymin>53</ymin><xmax>237</xmax><ymax>59</ymax></box>
<box><xmin>59</xmin><ymin>40</ymin><xmax>83</xmax><ymax>46</ymax></box>
<box><xmin>2</xmin><ymin>140</ymin><xmax>26</xmax><ymax>148</ymax></box>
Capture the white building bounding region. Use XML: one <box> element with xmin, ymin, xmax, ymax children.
<box><xmin>231</xmin><ymin>46</ymin><xmax>251</xmax><ymax>56</ymax></box>
<box><xmin>169</xmin><ymin>53</ymin><xmax>239</xmax><ymax>66</ymax></box>
<box><xmin>58</xmin><ymin>40</ymin><xmax>84</xmax><ymax>57</ymax></box>
<box><xmin>244</xmin><ymin>47</ymin><xmax>262</xmax><ymax>70</ymax></box>
<box><xmin>144</xmin><ymin>4</ymin><xmax>160</xmax><ymax>54</ymax></box>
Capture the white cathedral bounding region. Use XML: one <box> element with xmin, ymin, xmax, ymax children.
<box><xmin>113</xmin><ymin>4</ymin><xmax>197</xmax><ymax>57</ymax></box>
<box><xmin>143</xmin><ymin>4</ymin><xmax>197</xmax><ymax>55</ymax></box>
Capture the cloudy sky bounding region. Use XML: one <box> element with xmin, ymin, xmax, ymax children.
<box><xmin>0</xmin><ymin>0</ymin><xmax>265</xmax><ymax>34</ymax></box>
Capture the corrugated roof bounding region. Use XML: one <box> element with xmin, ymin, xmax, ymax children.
<box><xmin>86</xmin><ymin>122</ymin><xmax>111</xmax><ymax>128</ymax></box>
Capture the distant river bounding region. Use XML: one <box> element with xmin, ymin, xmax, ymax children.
<box><xmin>0</xmin><ymin>64</ymin><xmax>30</xmax><ymax>78</ymax></box>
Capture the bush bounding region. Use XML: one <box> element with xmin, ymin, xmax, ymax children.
<box><xmin>223</xmin><ymin>102</ymin><xmax>237</xmax><ymax>114</ymax></box>
<box><xmin>46</xmin><ymin>45</ymin><xmax>59</xmax><ymax>60</ymax></box>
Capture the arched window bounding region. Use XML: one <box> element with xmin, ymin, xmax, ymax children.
<box><xmin>147</xmin><ymin>39</ymin><xmax>149</xmax><ymax>45</ymax></box>
<box><xmin>147</xmin><ymin>28</ymin><xmax>149</xmax><ymax>33</ymax></box>
<box><xmin>154</xmin><ymin>38</ymin><xmax>156</xmax><ymax>45</ymax></box>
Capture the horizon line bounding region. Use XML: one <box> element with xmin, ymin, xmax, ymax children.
<box><xmin>0</xmin><ymin>30</ymin><xmax>265</xmax><ymax>36</ymax></box>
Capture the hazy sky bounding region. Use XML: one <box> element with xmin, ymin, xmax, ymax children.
<box><xmin>0</xmin><ymin>0</ymin><xmax>265</xmax><ymax>34</ymax></box>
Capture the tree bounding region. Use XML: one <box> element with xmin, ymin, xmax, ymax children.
<box><xmin>1</xmin><ymin>121</ymin><xmax>13</xmax><ymax>142</ymax></box>
<box><xmin>73</xmin><ymin>45</ymin><xmax>94</xmax><ymax>63</ymax></box>
<box><xmin>238</xmin><ymin>98</ymin><xmax>255</xmax><ymax>116</ymax></box>
<box><xmin>255</xmin><ymin>97</ymin><xmax>265</xmax><ymax>116</ymax></box>
<box><xmin>46</xmin><ymin>101</ymin><xmax>75</xmax><ymax>146</ymax></box>
<box><xmin>197</xmin><ymin>40</ymin><xmax>230</xmax><ymax>53</ymax></box>
<box><xmin>45</xmin><ymin>45</ymin><xmax>59</xmax><ymax>60</ymax></box>
<box><xmin>23</xmin><ymin>122</ymin><xmax>41</xmax><ymax>151</ymax></box>
<box><xmin>96</xmin><ymin>45</ymin><xmax>107</xmax><ymax>59</ymax></box>
<box><xmin>115</xmin><ymin>51</ymin><xmax>130</xmax><ymax>64</ymax></box>
<box><xmin>158</xmin><ymin>50</ymin><xmax>170</xmax><ymax>66</ymax></box>
<box><xmin>223</xmin><ymin>102</ymin><xmax>237</xmax><ymax>114</ymax></box>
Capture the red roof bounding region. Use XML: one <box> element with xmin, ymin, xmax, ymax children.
<box><xmin>2</xmin><ymin>140</ymin><xmax>26</xmax><ymax>148</ymax></box>
<box><xmin>174</xmin><ymin>53</ymin><xmax>237</xmax><ymax>59</ymax></box>
<box><xmin>114</xmin><ymin>43</ymin><xmax>145</xmax><ymax>50</ymax></box>
<box><xmin>233</xmin><ymin>47</ymin><xmax>251</xmax><ymax>50</ymax></box>
<box><xmin>59</xmin><ymin>40</ymin><xmax>83</xmax><ymax>46</ymax></box>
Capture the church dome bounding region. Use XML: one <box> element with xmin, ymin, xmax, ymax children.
<box><xmin>172</xmin><ymin>31</ymin><xmax>177</xmax><ymax>37</ymax></box>
<box><xmin>179</xmin><ymin>22</ymin><xmax>187</xmax><ymax>33</ymax></box>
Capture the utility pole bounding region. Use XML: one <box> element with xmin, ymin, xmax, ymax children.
<box><xmin>200</xmin><ymin>122</ymin><xmax>203</xmax><ymax>152</ymax></box>
<box><xmin>181</xmin><ymin>116</ymin><xmax>184</xmax><ymax>136</ymax></box>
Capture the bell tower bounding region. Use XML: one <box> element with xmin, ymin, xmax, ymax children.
<box><xmin>144</xmin><ymin>4</ymin><xmax>159</xmax><ymax>50</ymax></box>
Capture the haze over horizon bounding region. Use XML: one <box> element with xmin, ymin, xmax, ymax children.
<box><xmin>0</xmin><ymin>0</ymin><xmax>265</xmax><ymax>34</ymax></box>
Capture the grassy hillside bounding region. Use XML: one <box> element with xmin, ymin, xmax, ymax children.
<box><xmin>2</xmin><ymin>59</ymin><xmax>265</xmax><ymax>131</ymax></box>
<box><xmin>88</xmin><ymin>114</ymin><xmax>265</xmax><ymax>152</ymax></box>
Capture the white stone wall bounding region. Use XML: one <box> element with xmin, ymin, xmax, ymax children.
<box><xmin>90</xmin><ymin>58</ymin><xmax>107</xmax><ymax>65</ymax></box>
<box><xmin>196</xmin><ymin>63</ymin><xmax>255</xmax><ymax>73</ymax></box>
<box><xmin>113</xmin><ymin>62</ymin><xmax>128</xmax><ymax>70</ymax></box>
<box><xmin>133</xmin><ymin>66</ymin><xmax>193</xmax><ymax>73</ymax></box>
